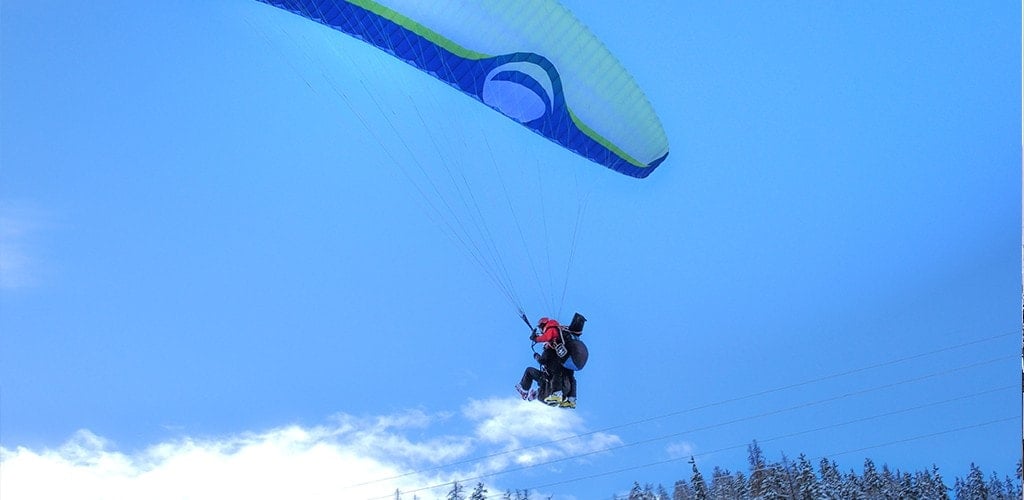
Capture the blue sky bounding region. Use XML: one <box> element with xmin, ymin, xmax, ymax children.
<box><xmin>1</xmin><ymin>1</ymin><xmax>1020</xmax><ymax>499</ymax></box>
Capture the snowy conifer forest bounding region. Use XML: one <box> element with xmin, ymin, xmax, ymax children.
<box><xmin>428</xmin><ymin>440</ymin><xmax>1022</xmax><ymax>499</ymax></box>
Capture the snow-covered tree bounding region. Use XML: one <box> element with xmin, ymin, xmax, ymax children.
<box><xmin>502</xmin><ymin>488</ymin><xmax>530</xmax><ymax>500</ymax></box>
<box><xmin>1008</xmin><ymin>469</ymin><xmax>1023</xmax><ymax>500</ymax></box>
<box><xmin>628</xmin><ymin>481</ymin><xmax>644</xmax><ymax>500</ymax></box>
<box><xmin>986</xmin><ymin>472</ymin><xmax>1007</xmax><ymax>499</ymax></box>
<box><xmin>616</xmin><ymin>448</ymin><xmax>1013</xmax><ymax>500</ymax></box>
<box><xmin>819</xmin><ymin>458</ymin><xmax>844</xmax><ymax>499</ymax></box>
<box><xmin>628</xmin><ymin>481</ymin><xmax>659</xmax><ymax>500</ymax></box>
<box><xmin>760</xmin><ymin>462</ymin><xmax>789</xmax><ymax>500</ymax></box>
<box><xmin>468</xmin><ymin>482</ymin><xmax>487</xmax><ymax>500</ymax></box>
<box><xmin>794</xmin><ymin>454</ymin><xmax>821</xmax><ymax>499</ymax></box>
<box><xmin>896</xmin><ymin>471</ymin><xmax>916</xmax><ymax>499</ymax></box>
<box><xmin>881</xmin><ymin>464</ymin><xmax>899</xmax><ymax>498</ymax></box>
<box><xmin>839</xmin><ymin>469</ymin><xmax>865</xmax><ymax>499</ymax></box>
<box><xmin>914</xmin><ymin>465</ymin><xmax>950</xmax><ymax>500</ymax></box>
<box><xmin>656</xmin><ymin>484</ymin><xmax>671</xmax><ymax>500</ymax></box>
<box><xmin>732</xmin><ymin>471</ymin><xmax>750</xmax><ymax>500</ymax></box>
<box><xmin>1005</xmin><ymin>470</ymin><xmax>1023</xmax><ymax>499</ymax></box>
<box><xmin>746</xmin><ymin>441</ymin><xmax>767</xmax><ymax>498</ymax></box>
<box><xmin>955</xmin><ymin>463</ymin><xmax>989</xmax><ymax>499</ymax></box>
<box><xmin>709</xmin><ymin>466</ymin><xmax>738</xmax><ymax>500</ymax></box>
<box><xmin>862</xmin><ymin>458</ymin><xmax>883</xmax><ymax>498</ymax></box>
<box><xmin>672</xmin><ymin>479</ymin><xmax>694</xmax><ymax>500</ymax></box>
<box><xmin>446</xmin><ymin>481</ymin><xmax>465</xmax><ymax>500</ymax></box>
<box><xmin>933</xmin><ymin>464</ymin><xmax>952</xmax><ymax>500</ymax></box>
<box><xmin>690</xmin><ymin>457</ymin><xmax>709</xmax><ymax>500</ymax></box>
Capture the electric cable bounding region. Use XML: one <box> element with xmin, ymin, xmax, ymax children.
<box><xmin>348</xmin><ymin>330</ymin><xmax>1013</xmax><ymax>491</ymax></box>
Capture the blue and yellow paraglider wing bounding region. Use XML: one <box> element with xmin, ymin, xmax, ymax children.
<box><xmin>257</xmin><ymin>0</ymin><xmax>669</xmax><ymax>178</ymax></box>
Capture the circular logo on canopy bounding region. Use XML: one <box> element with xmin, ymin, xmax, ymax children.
<box><xmin>481</xmin><ymin>60</ymin><xmax>555</xmax><ymax>124</ymax></box>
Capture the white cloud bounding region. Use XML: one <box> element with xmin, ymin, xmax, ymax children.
<box><xmin>465</xmin><ymin>397</ymin><xmax>621</xmax><ymax>471</ymax></box>
<box><xmin>0</xmin><ymin>201</ymin><xmax>45</xmax><ymax>289</ymax></box>
<box><xmin>2</xmin><ymin>427</ymin><xmax>406</xmax><ymax>500</ymax></box>
<box><xmin>666</xmin><ymin>441</ymin><xmax>696</xmax><ymax>460</ymax></box>
<box><xmin>0</xmin><ymin>399</ymin><xmax>620</xmax><ymax>500</ymax></box>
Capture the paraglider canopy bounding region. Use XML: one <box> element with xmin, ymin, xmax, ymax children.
<box><xmin>256</xmin><ymin>0</ymin><xmax>669</xmax><ymax>178</ymax></box>
<box><xmin>253</xmin><ymin>0</ymin><xmax>669</xmax><ymax>316</ymax></box>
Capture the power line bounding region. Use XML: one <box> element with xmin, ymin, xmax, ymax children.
<box><xmin>523</xmin><ymin>414</ymin><xmax>1016</xmax><ymax>498</ymax></box>
<box><xmin>377</xmin><ymin>371</ymin><xmax>1013</xmax><ymax>499</ymax></box>
<box><xmin>602</xmin><ymin>414</ymin><xmax>1019</xmax><ymax>500</ymax></box>
<box><xmin>481</xmin><ymin>357</ymin><xmax>1012</xmax><ymax>489</ymax></box>
<box><xmin>348</xmin><ymin>330</ymin><xmax>1013</xmax><ymax>491</ymax></box>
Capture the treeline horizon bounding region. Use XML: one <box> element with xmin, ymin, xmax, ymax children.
<box><xmin>619</xmin><ymin>440</ymin><xmax>1022</xmax><ymax>500</ymax></box>
<box><xmin>424</xmin><ymin>439</ymin><xmax>1022</xmax><ymax>499</ymax></box>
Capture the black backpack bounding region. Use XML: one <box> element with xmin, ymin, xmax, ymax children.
<box><xmin>567</xmin><ymin>312</ymin><xmax>586</xmax><ymax>335</ymax></box>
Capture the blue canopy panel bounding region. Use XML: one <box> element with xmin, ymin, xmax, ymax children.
<box><xmin>256</xmin><ymin>0</ymin><xmax>670</xmax><ymax>178</ymax></box>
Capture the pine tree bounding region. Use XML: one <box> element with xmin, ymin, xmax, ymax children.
<box><xmin>880</xmin><ymin>464</ymin><xmax>898</xmax><ymax>499</ymax></box>
<box><xmin>468</xmin><ymin>482</ymin><xmax>487</xmax><ymax>500</ymax></box>
<box><xmin>760</xmin><ymin>462</ymin><xmax>788</xmax><ymax>500</ymax></box>
<box><xmin>621</xmin><ymin>448</ymin><xmax>1017</xmax><ymax>500</ymax></box>
<box><xmin>746</xmin><ymin>441</ymin><xmax>767</xmax><ymax>498</ymax></box>
<box><xmin>778</xmin><ymin>453</ymin><xmax>799</xmax><ymax>498</ymax></box>
<box><xmin>1007</xmin><ymin>471</ymin><xmax>1023</xmax><ymax>500</ymax></box>
<box><xmin>914</xmin><ymin>469</ymin><xmax>932</xmax><ymax>499</ymax></box>
<box><xmin>1008</xmin><ymin>471</ymin><xmax>1023</xmax><ymax>500</ymax></box>
<box><xmin>862</xmin><ymin>458</ymin><xmax>883</xmax><ymax>498</ymax></box>
<box><xmin>819</xmin><ymin>458</ymin><xmax>844</xmax><ymax>500</ymax></box>
<box><xmin>672</xmin><ymin>479</ymin><xmax>694</xmax><ymax>500</ymax></box>
<box><xmin>690</xmin><ymin>457</ymin><xmax>709</xmax><ymax>500</ymax></box>
<box><xmin>656</xmin><ymin>484</ymin><xmax>671</xmax><ymax>500</ymax></box>
<box><xmin>956</xmin><ymin>463</ymin><xmax>989</xmax><ymax>499</ymax></box>
<box><xmin>709</xmin><ymin>466</ymin><xmax>738</xmax><ymax>499</ymax></box>
<box><xmin>629</xmin><ymin>481</ymin><xmax>644</xmax><ymax>500</ymax></box>
<box><xmin>622</xmin><ymin>479</ymin><xmax>638</xmax><ymax>500</ymax></box>
<box><xmin>988</xmin><ymin>472</ymin><xmax>1013</xmax><ymax>500</ymax></box>
<box><xmin>932</xmin><ymin>464</ymin><xmax>952</xmax><ymax>500</ymax></box>
<box><xmin>954</xmin><ymin>476</ymin><xmax>964</xmax><ymax>497</ymax></box>
<box><xmin>644</xmin><ymin>483</ymin><xmax>658</xmax><ymax>500</ymax></box>
<box><xmin>896</xmin><ymin>471</ymin><xmax>917</xmax><ymax>499</ymax></box>
<box><xmin>840</xmin><ymin>469</ymin><xmax>865</xmax><ymax>499</ymax></box>
<box><xmin>794</xmin><ymin>453</ymin><xmax>821</xmax><ymax>500</ymax></box>
<box><xmin>986</xmin><ymin>472</ymin><xmax>1007</xmax><ymax>500</ymax></box>
<box><xmin>629</xmin><ymin>481</ymin><xmax>659</xmax><ymax>500</ymax></box>
<box><xmin>447</xmin><ymin>481</ymin><xmax>465</xmax><ymax>500</ymax></box>
<box><xmin>503</xmin><ymin>489</ymin><xmax>530</xmax><ymax>500</ymax></box>
<box><xmin>732</xmin><ymin>471</ymin><xmax>750</xmax><ymax>500</ymax></box>
<box><xmin>915</xmin><ymin>464</ymin><xmax>951</xmax><ymax>499</ymax></box>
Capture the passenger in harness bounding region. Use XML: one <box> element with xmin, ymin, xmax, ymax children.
<box><xmin>515</xmin><ymin>351</ymin><xmax>552</xmax><ymax>402</ymax></box>
<box><xmin>514</xmin><ymin>314</ymin><xmax>588</xmax><ymax>408</ymax></box>
<box><xmin>516</xmin><ymin>317</ymin><xmax>562</xmax><ymax>403</ymax></box>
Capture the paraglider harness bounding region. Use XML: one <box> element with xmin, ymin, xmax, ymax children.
<box><xmin>523</xmin><ymin>312</ymin><xmax>587</xmax><ymax>362</ymax></box>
